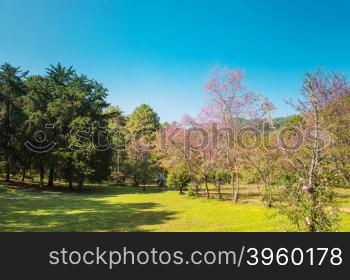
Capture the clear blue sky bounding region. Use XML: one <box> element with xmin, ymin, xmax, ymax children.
<box><xmin>1</xmin><ymin>0</ymin><xmax>350</xmax><ymax>121</ymax></box>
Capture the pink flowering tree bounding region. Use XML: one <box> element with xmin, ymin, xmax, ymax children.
<box><xmin>202</xmin><ymin>66</ymin><xmax>267</xmax><ymax>202</ymax></box>
<box><xmin>156</xmin><ymin>113</ymin><xmax>221</xmax><ymax>197</ymax></box>
<box><xmin>276</xmin><ymin>69</ymin><xmax>350</xmax><ymax>231</ymax></box>
<box><xmin>181</xmin><ymin>113</ymin><xmax>221</xmax><ymax>198</ymax></box>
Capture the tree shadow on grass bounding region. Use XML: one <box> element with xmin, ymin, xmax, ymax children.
<box><xmin>0</xmin><ymin>189</ymin><xmax>176</xmax><ymax>232</ymax></box>
<box><xmin>0</xmin><ymin>179</ymin><xmax>167</xmax><ymax>196</ymax></box>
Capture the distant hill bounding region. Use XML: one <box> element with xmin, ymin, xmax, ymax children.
<box><xmin>271</xmin><ymin>116</ymin><xmax>295</xmax><ymax>129</ymax></box>
<box><xmin>238</xmin><ymin>115</ymin><xmax>295</xmax><ymax>130</ymax></box>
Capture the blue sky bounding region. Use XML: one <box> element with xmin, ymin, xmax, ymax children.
<box><xmin>1</xmin><ymin>0</ymin><xmax>350</xmax><ymax>122</ymax></box>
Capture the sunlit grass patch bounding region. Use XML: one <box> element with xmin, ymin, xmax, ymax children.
<box><xmin>0</xmin><ymin>185</ymin><xmax>349</xmax><ymax>232</ymax></box>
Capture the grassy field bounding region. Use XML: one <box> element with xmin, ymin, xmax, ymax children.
<box><xmin>0</xmin><ymin>183</ymin><xmax>349</xmax><ymax>232</ymax></box>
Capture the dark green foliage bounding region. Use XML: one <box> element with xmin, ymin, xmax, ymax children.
<box><xmin>0</xmin><ymin>63</ymin><xmax>28</xmax><ymax>181</ymax></box>
<box><xmin>167</xmin><ymin>167</ymin><xmax>191</xmax><ymax>194</ymax></box>
<box><xmin>0</xmin><ymin>63</ymin><xmax>113</xmax><ymax>190</ymax></box>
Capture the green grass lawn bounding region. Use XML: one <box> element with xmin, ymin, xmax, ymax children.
<box><xmin>0</xmin><ymin>184</ymin><xmax>349</xmax><ymax>232</ymax></box>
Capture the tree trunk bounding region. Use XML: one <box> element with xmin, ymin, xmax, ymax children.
<box><xmin>195</xmin><ymin>183</ymin><xmax>200</xmax><ymax>196</ymax></box>
<box><xmin>158</xmin><ymin>179</ymin><xmax>163</xmax><ymax>192</ymax></box>
<box><xmin>5</xmin><ymin>163</ymin><xmax>10</xmax><ymax>182</ymax></box>
<box><xmin>216</xmin><ymin>181</ymin><xmax>222</xmax><ymax>200</ymax></box>
<box><xmin>233</xmin><ymin>166</ymin><xmax>239</xmax><ymax>203</ymax></box>
<box><xmin>134</xmin><ymin>175</ymin><xmax>139</xmax><ymax>187</ymax></box>
<box><xmin>307</xmin><ymin>107</ymin><xmax>320</xmax><ymax>232</ymax></box>
<box><xmin>308</xmin><ymin>196</ymin><xmax>317</xmax><ymax>233</ymax></box>
<box><xmin>21</xmin><ymin>167</ymin><xmax>26</xmax><ymax>182</ymax></box>
<box><xmin>78</xmin><ymin>178</ymin><xmax>84</xmax><ymax>191</ymax></box>
<box><xmin>308</xmin><ymin>107</ymin><xmax>320</xmax><ymax>191</ymax></box>
<box><xmin>39</xmin><ymin>165</ymin><xmax>44</xmax><ymax>188</ymax></box>
<box><xmin>179</xmin><ymin>184</ymin><xmax>184</xmax><ymax>194</ymax></box>
<box><xmin>47</xmin><ymin>167</ymin><xmax>54</xmax><ymax>188</ymax></box>
<box><xmin>204</xmin><ymin>179</ymin><xmax>210</xmax><ymax>199</ymax></box>
<box><xmin>231</xmin><ymin>172</ymin><xmax>235</xmax><ymax>203</ymax></box>
<box><xmin>68</xmin><ymin>178</ymin><xmax>73</xmax><ymax>191</ymax></box>
<box><xmin>67</xmin><ymin>161</ymin><xmax>73</xmax><ymax>191</ymax></box>
<box><xmin>265</xmin><ymin>184</ymin><xmax>273</xmax><ymax>208</ymax></box>
<box><xmin>233</xmin><ymin>182</ymin><xmax>239</xmax><ymax>203</ymax></box>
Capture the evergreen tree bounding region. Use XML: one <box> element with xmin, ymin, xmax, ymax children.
<box><xmin>125</xmin><ymin>104</ymin><xmax>160</xmax><ymax>187</ymax></box>
<box><xmin>0</xmin><ymin>63</ymin><xmax>28</xmax><ymax>181</ymax></box>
